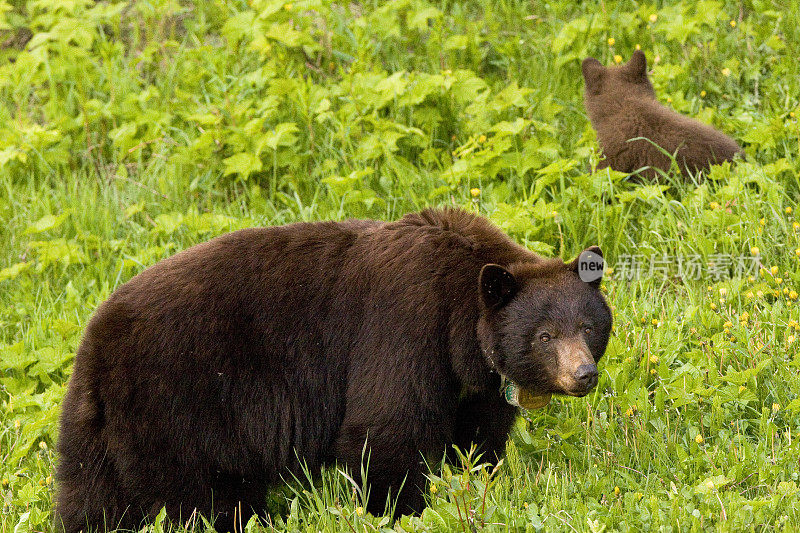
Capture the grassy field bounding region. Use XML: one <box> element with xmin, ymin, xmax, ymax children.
<box><xmin>2</xmin><ymin>0</ymin><xmax>800</xmax><ymax>531</ymax></box>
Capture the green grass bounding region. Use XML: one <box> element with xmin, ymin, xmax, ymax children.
<box><xmin>2</xmin><ymin>0</ymin><xmax>800</xmax><ymax>531</ymax></box>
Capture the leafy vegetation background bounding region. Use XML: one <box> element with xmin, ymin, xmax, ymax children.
<box><xmin>2</xmin><ymin>0</ymin><xmax>800</xmax><ymax>531</ymax></box>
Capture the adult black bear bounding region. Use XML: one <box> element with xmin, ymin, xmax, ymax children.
<box><xmin>582</xmin><ymin>50</ymin><xmax>743</xmax><ymax>179</ymax></box>
<box><xmin>55</xmin><ymin>208</ymin><xmax>611</xmax><ymax>532</ymax></box>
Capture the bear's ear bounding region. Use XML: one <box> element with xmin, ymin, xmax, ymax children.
<box><xmin>479</xmin><ymin>264</ymin><xmax>518</xmax><ymax>309</ymax></box>
<box><xmin>568</xmin><ymin>246</ymin><xmax>604</xmax><ymax>288</ymax></box>
<box><xmin>626</xmin><ymin>49</ymin><xmax>647</xmax><ymax>79</ymax></box>
<box><xmin>581</xmin><ymin>57</ymin><xmax>605</xmax><ymax>91</ymax></box>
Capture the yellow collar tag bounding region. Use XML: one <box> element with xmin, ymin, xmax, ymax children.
<box><xmin>502</xmin><ymin>380</ymin><xmax>551</xmax><ymax>410</ymax></box>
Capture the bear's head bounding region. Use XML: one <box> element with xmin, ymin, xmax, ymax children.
<box><xmin>582</xmin><ymin>50</ymin><xmax>656</xmax><ymax>108</ymax></box>
<box><xmin>477</xmin><ymin>246</ymin><xmax>612</xmax><ymax>397</ymax></box>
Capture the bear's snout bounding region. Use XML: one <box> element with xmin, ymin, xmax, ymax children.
<box><xmin>554</xmin><ymin>339</ymin><xmax>599</xmax><ymax>396</ymax></box>
<box><xmin>573</xmin><ymin>364</ymin><xmax>598</xmax><ymax>393</ymax></box>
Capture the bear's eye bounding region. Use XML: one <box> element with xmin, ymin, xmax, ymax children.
<box><xmin>539</xmin><ymin>333</ymin><xmax>551</xmax><ymax>343</ymax></box>
<box><xmin>584</xmin><ymin>326</ymin><xmax>593</xmax><ymax>335</ymax></box>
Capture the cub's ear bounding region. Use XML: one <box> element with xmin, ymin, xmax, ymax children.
<box><xmin>568</xmin><ymin>246</ymin><xmax>604</xmax><ymax>288</ymax></box>
<box><xmin>627</xmin><ymin>49</ymin><xmax>647</xmax><ymax>78</ymax></box>
<box><xmin>479</xmin><ymin>264</ymin><xmax>518</xmax><ymax>309</ymax></box>
<box><xmin>581</xmin><ymin>57</ymin><xmax>605</xmax><ymax>91</ymax></box>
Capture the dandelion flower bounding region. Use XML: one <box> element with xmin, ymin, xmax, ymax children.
<box><xmin>695</xmin><ymin>434</ymin><xmax>704</xmax><ymax>444</ymax></box>
<box><xmin>791</xmin><ymin>291</ymin><xmax>798</xmax><ymax>300</ymax></box>
<box><xmin>356</xmin><ymin>506</ymin><xmax>364</xmax><ymax>516</ymax></box>
<box><xmin>722</xmin><ymin>67</ymin><xmax>731</xmax><ymax>77</ymax></box>
<box><xmin>771</xmin><ymin>266</ymin><xmax>779</xmax><ymax>275</ymax></box>
<box><xmin>700</xmin><ymin>90</ymin><xmax>707</xmax><ymax>97</ymax></box>
<box><xmin>614</xmin><ymin>55</ymin><xmax>623</xmax><ymax>64</ymax></box>
<box><xmin>649</xmin><ymin>355</ymin><xmax>659</xmax><ymax>364</ymax></box>
<box><xmin>730</xmin><ymin>20</ymin><xmax>737</xmax><ymax>28</ymax></box>
<box><xmin>608</xmin><ymin>37</ymin><xmax>616</xmax><ymax>46</ymax></box>
<box><xmin>649</xmin><ymin>13</ymin><xmax>658</xmax><ymax>23</ymax></box>
<box><xmin>786</xmin><ymin>206</ymin><xmax>793</xmax><ymax>215</ymax></box>
<box><xmin>751</xmin><ymin>246</ymin><xmax>760</xmax><ymax>256</ymax></box>
<box><xmin>470</xmin><ymin>188</ymin><xmax>481</xmax><ymax>197</ymax></box>
<box><xmin>478</xmin><ymin>134</ymin><xmax>487</xmax><ymax>143</ymax></box>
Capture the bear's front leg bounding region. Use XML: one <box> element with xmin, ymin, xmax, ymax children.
<box><xmin>453</xmin><ymin>390</ymin><xmax>518</xmax><ymax>465</ymax></box>
<box><xmin>333</xmin><ymin>422</ymin><xmax>439</xmax><ymax>517</ymax></box>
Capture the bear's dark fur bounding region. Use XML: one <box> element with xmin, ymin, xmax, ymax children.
<box><xmin>582</xmin><ymin>50</ymin><xmax>743</xmax><ymax>179</ymax></box>
<box><xmin>55</xmin><ymin>208</ymin><xmax>612</xmax><ymax>532</ymax></box>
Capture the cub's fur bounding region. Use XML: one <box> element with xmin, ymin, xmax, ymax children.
<box><xmin>582</xmin><ymin>50</ymin><xmax>743</xmax><ymax>179</ymax></box>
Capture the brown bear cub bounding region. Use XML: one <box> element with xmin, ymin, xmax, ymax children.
<box><xmin>582</xmin><ymin>50</ymin><xmax>743</xmax><ymax>179</ymax></box>
<box><xmin>56</xmin><ymin>208</ymin><xmax>612</xmax><ymax>532</ymax></box>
